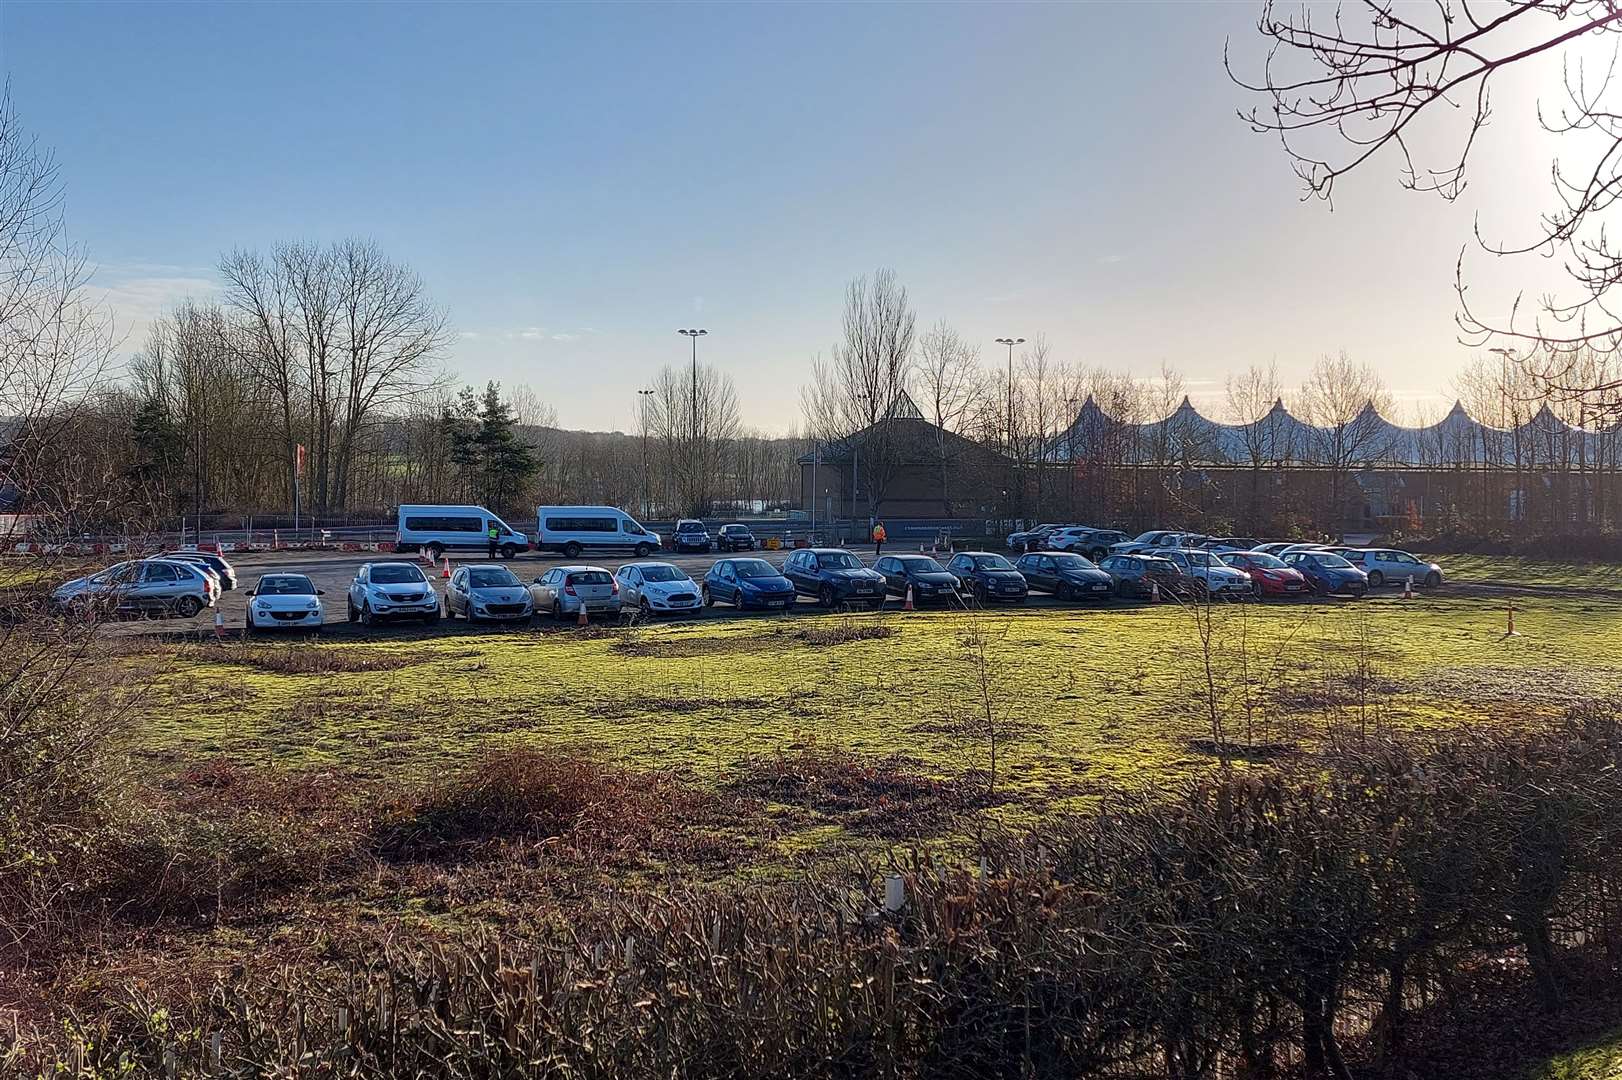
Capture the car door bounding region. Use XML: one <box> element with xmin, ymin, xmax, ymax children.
<box><xmin>947</xmin><ymin>554</ymin><xmax>972</xmax><ymax>588</ymax></box>
<box><xmin>135</xmin><ymin>561</ymin><xmax>182</xmax><ymax>611</ymax></box>
<box><xmin>618</xmin><ymin>566</ymin><xmax>642</xmax><ymax>605</ymax></box>
<box><xmin>712</xmin><ymin>561</ymin><xmax>736</xmax><ymax>602</ymax></box>
<box><xmin>448</xmin><ymin>568</ymin><xmax>467</xmax><ymax>615</ymax></box>
<box><xmin>784</xmin><ymin>552</ymin><xmax>810</xmax><ymax>595</ymax></box>
<box><xmin>349</xmin><ymin>567</ymin><xmax>368</xmax><ymax>613</ymax></box>
<box><xmin>533</xmin><ymin>569</ymin><xmax>558</xmax><ymax>607</ymax></box>
<box><xmin>874</xmin><ymin>557</ymin><xmax>899</xmax><ymax>594</ymax></box>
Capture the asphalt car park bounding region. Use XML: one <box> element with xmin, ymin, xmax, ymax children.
<box><xmin>68</xmin><ymin>543</ymin><xmax>1426</xmax><ymax>640</ymax></box>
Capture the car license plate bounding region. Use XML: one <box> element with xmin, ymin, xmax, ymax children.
<box><xmin>857</xmin><ymin>584</ymin><xmax>873</xmax><ymax>593</ymax></box>
<box><xmin>1091</xmin><ymin>584</ymin><xmax>1108</xmax><ymax>591</ymax></box>
<box><xmin>767</xmin><ymin>600</ymin><xmax>786</xmax><ymax>608</ymax></box>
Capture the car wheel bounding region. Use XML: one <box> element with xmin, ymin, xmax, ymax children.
<box><xmin>1425</xmin><ymin>571</ymin><xmax>1441</xmax><ymax>588</ymax></box>
<box><xmin>444</xmin><ymin>598</ymin><xmax>455</xmax><ymax>620</ymax></box>
<box><xmin>347</xmin><ymin>600</ymin><xmax>357</xmax><ymax>623</ymax></box>
<box><xmin>244</xmin><ymin>613</ymin><xmax>255</xmax><ymax>635</ymax></box>
<box><xmin>1367</xmin><ymin>570</ymin><xmax>1384</xmax><ymax>587</ymax></box>
<box><xmin>563</xmin><ymin>542</ymin><xmax>582</xmax><ymax>559</ymax></box>
<box><xmin>426</xmin><ymin>543</ymin><xmax>444</xmax><ymax>562</ymax></box>
<box><xmin>635</xmin><ymin>543</ymin><xmax>651</xmax><ymax>557</ymax></box>
<box><xmin>1251</xmin><ymin>580</ymin><xmax>1264</xmax><ymax>599</ymax></box>
<box><xmin>640</xmin><ymin>598</ymin><xmax>653</xmax><ymax>617</ymax></box>
<box><xmin>553</xmin><ymin>601</ymin><xmax>564</xmax><ymax>620</ymax></box>
<box><xmin>1055</xmin><ymin>582</ymin><xmax>1072</xmax><ymax>601</ymax></box>
<box><xmin>174</xmin><ymin>595</ymin><xmax>203</xmax><ymax>618</ymax></box>
<box><xmin>500</xmin><ymin>543</ymin><xmax>518</xmax><ymax>560</ymax></box>
<box><xmin>359</xmin><ymin>602</ymin><xmax>373</xmax><ymax>627</ymax></box>
<box><xmin>819</xmin><ymin>585</ymin><xmax>837</xmax><ymax>608</ymax></box>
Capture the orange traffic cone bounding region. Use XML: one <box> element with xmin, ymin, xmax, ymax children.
<box><xmin>1403</xmin><ymin>575</ymin><xmax>1414</xmax><ymax>600</ymax></box>
<box><xmin>576</xmin><ymin>603</ymin><xmax>589</xmax><ymax>628</ymax></box>
<box><xmin>441</xmin><ymin>556</ymin><xmax>451</xmax><ymax>579</ymax></box>
<box><xmin>213</xmin><ymin>610</ymin><xmax>225</xmax><ymax>640</ymax></box>
<box><xmin>1150</xmin><ymin>579</ymin><xmax>1161</xmax><ymax>603</ymax></box>
<box><xmin>903</xmin><ymin>584</ymin><xmax>915</xmax><ymax>612</ymax></box>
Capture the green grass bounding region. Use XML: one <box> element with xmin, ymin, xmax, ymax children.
<box><xmin>1443</xmin><ymin>553</ymin><xmax>1622</xmax><ymax>590</ymax></box>
<box><xmin>1530</xmin><ymin>1029</ymin><xmax>1622</xmax><ymax>1080</ymax></box>
<box><xmin>125</xmin><ymin>589</ymin><xmax>1622</xmax><ymax>837</ymax></box>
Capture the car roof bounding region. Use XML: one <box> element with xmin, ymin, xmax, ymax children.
<box><xmin>363</xmin><ymin>560</ymin><xmax>422</xmax><ymax>569</ymax></box>
<box><xmin>807</xmin><ymin>547</ymin><xmax>853</xmax><ymax>554</ymax></box>
<box><xmin>559</xmin><ymin>564</ymin><xmax>612</xmax><ymax>573</ymax></box>
<box><xmin>462</xmin><ymin>563</ymin><xmax>516</xmax><ymax>572</ymax></box>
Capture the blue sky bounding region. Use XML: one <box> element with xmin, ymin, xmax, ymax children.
<box><xmin>1</xmin><ymin>1</ymin><xmax>1564</xmax><ymax>432</ymax></box>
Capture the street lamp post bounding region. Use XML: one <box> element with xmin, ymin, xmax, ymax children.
<box><xmin>637</xmin><ymin>387</ymin><xmax>654</xmax><ymax>519</ymax></box>
<box><xmin>995</xmin><ymin>337</ymin><xmax>1025</xmax><ymax>453</ymax></box>
<box><xmin>678</xmin><ymin>328</ymin><xmax>708</xmax><ymax>438</ymax></box>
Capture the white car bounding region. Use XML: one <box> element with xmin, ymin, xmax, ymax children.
<box><xmin>1161</xmin><ymin>548</ymin><xmax>1251</xmax><ymax>596</ymax></box>
<box><xmin>615</xmin><ymin>561</ymin><xmax>704</xmax><ymax>616</ymax></box>
<box><xmin>1044</xmin><ymin>527</ymin><xmax>1098</xmax><ymax>553</ymax></box>
<box><xmin>244</xmin><ymin>572</ymin><xmax>324</xmax><ymax>632</ymax></box>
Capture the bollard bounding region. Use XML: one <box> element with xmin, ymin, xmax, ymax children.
<box><xmin>883</xmin><ymin>874</ymin><xmax>906</xmax><ymax>913</ymax></box>
<box><xmin>213</xmin><ymin>610</ymin><xmax>225</xmax><ymax>641</ymax></box>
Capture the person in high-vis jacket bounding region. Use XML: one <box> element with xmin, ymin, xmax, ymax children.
<box><xmin>872</xmin><ymin>521</ymin><xmax>887</xmax><ymax>557</ymax></box>
<box><xmin>486</xmin><ymin>522</ymin><xmax>500</xmax><ymax>560</ymax></box>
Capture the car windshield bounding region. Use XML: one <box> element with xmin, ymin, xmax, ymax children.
<box><xmin>1141</xmin><ymin>558</ymin><xmax>1176</xmax><ymax>572</ymax></box>
<box><xmin>896</xmin><ymin>556</ymin><xmax>946</xmax><ymax>572</ymax></box>
<box><xmin>568</xmin><ymin>571</ymin><xmax>613</xmax><ymax>585</ymax></box>
<box><xmin>371</xmin><ymin>565</ymin><xmax>427</xmax><ymax>584</ymax></box>
<box><xmin>1051</xmin><ymin>553</ymin><xmax>1096</xmax><ymax>569</ymax></box>
<box><xmin>256</xmin><ymin>575</ymin><xmax>315</xmax><ymax>595</ymax></box>
<box><xmin>1183</xmin><ymin>551</ymin><xmax>1214</xmax><ymax>567</ymax></box>
<box><xmin>677</xmin><ymin>521</ymin><xmax>704</xmax><ymax>531</ymax></box>
<box><xmin>1132</xmin><ymin>531</ymin><xmax>1161</xmax><ymax>542</ymax></box>
<box><xmin>1234</xmin><ymin>553</ymin><xmax>1286</xmax><ymax>569</ymax></box>
<box><xmin>469</xmin><ymin>568</ymin><xmax>521</xmax><ymax>588</ymax></box>
<box><xmin>733</xmin><ymin>559</ymin><xmax>778</xmax><ymax>578</ymax></box>
<box><xmin>1315</xmin><ymin>554</ymin><xmax>1354</xmax><ymax>569</ymax></box>
<box><xmin>971</xmin><ymin>554</ymin><xmax>1016</xmax><ymax>570</ymax></box>
<box><xmin>816</xmin><ymin>552</ymin><xmax>862</xmax><ymax>570</ymax></box>
<box><xmin>640</xmin><ymin>565</ymin><xmax>687</xmax><ymax>582</ymax></box>
<box><xmin>723</xmin><ymin>526</ymin><xmax>748</xmax><ymax>534</ymax></box>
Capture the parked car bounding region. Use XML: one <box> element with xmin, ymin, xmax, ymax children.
<box><xmin>1198</xmin><ymin>536</ymin><xmax>1263</xmax><ymax>554</ymax></box>
<box><xmin>244</xmin><ymin>572</ymin><xmax>324</xmax><ymax>631</ymax></box>
<box><xmin>1342</xmin><ymin>548</ymin><xmax>1444</xmax><ymax>588</ymax></box>
<box><xmin>1007</xmin><ymin>523</ymin><xmax>1064</xmax><ymax>552</ymax></box>
<box><xmin>1043</xmin><ymin>527</ymin><xmax>1096</xmax><ymax>553</ymax></box>
<box><xmin>444</xmin><ymin>564</ymin><xmax>534</xmax><ymax>622</ymax></box>
<box><xmin>397</xmin><ymin>504</ymin><xmax>529</xmax><ymax>560</ymax></box>
<box><xmin>782</xmin><ymin>548</ymin><xmax>887</xmax><ymax>607</ymax></box>
<box><xmin>1161</xmin><ymin>548</ymin><xmax>1252</xmax><ymax>598</ymax></box>
<box><xmin>530</xmin><ymin>565</ymin><xmax>622</xmax><ymax>619</ymax></box>
<box><xmin>672</xmin><ymin>519</ymin><xmax>712</xmax><ymax>553</ymax></box>
<box><xmin>1098</xmin><ymin>553</ymin><xmax>1183</xmax><ymax>599</ymax></box>
<box><xmin>1013</xmin><ymin>551</ymin><xmax>1113</xmax><ymax>600</ymax></box>
<box><xmin>1216</xmin><ymin>550</ymin><xmax>1310</xmax><ymax>598</ymax></box>
<box><xmin>703</xmin><ymin>557</ymin><xmax>797</xmax><ymax>610</ymax></box>
<box><xmin>536</xmin><ymin>505</ymin><xmax>661</xmax><ymax>558</ymax></box>
<box><xmin>158</xmin><ymin>549</ymin><xmax>238</xmax><ymax>591</ymax></box>
<box><xmin>617</xmin><ymin>561</ymin><xmax>704</xmax><ymax>615</ymax></box>
<box><xmin>1254</xmin><ymin>541</ymin><xmax>1316</xmax><ymax>556</ymax></box>
<box><xmin>946</xmin><ymin>551</ymin><xmax>1029</xmax><ymax>604</ymax></box>
<box><xmin>1281</xmin><ymin>550</ymin><xmax>1369</xmax><ymax>597</ymax></box>
<box><xmin>874</xmin><ymin>554</ymin><xmax>961</xmax><ymax>604</ymax></box>
<box><xmin>715</xmin><ymin>524</ymin><xmax>757</xmax><ymax>552</ymax></box>
<box><xmin>1076</xmin><ymin>529</ymin><xmax>1129</xmax><ymax>560</ymax></box>
<box><xmin>1109</xmin><ymin>530</ymin><xmax>1207</xmax><ymax>555</ymax></box>
<box><xmin>52</xmin><ymin>558</ymin><xmax>215</xmax><ymax>618</ymax></box>
<box><xmin>347</xmin><ymin>561</ymin><xmax>440</xmax><ymax>625</ymax></box>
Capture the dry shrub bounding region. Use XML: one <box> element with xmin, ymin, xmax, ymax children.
<box><xmin>729</xmin><ymin>749</ymin><xmax>997</xmax><ymax>838</ymax></box>
<box><xmin>376</xmin><ymin>749</ymin><xmax>763</xmax><ymax>867</ymax></box>
<box><xmin>793</xmin><ymin>617</ymin><xmax>897</xmax><ymax>647</ymax></box>
<box><xmin>168</xmin><ymin>643</ymin><xmax>441</xmax><ymax>675</ymax></box>
<box><xmin>94</xmin><ymin>759</ymin><xmax>373</xmax><ymax>921</ymax></box>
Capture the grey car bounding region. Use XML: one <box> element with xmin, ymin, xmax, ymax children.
<box><xmin>52</xmin><ymin>558</ymin><xmax>215</xmax><ymax>618</ymax></box>
<box><xmin>1344</xmin><ymin>548</ymin><xmax>1444</xmax><ymax>588</ymax></box>
<box><xmin>347</xmin><ymin>561</ymin><xmax>441</xmax><ymax>626</ymax></box>
<box><xmin>531</xmin><ymin>564</ymin><xmax>622</xmax><ymax>619</ymax></box>
<box><xmin>444</xmin><ymin>564</ymin><xmax>534</xmax><ymax>622</ymax></box>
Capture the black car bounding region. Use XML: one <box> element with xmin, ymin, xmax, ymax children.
<box><xmin>716</xmin><ymin>524</ymin><xmax>757</xmax><ymax>551</ymax></box>
<box><xmin>1097</xmin><ymin>553</ymin><xmax>1183</xmax><ymax>599</ymax></box>
<box><xmin>874</xmin><ymin>554</ymin><xmax>961</xmax><ymax>605</ymax></box>
<box><xmin>946</xmin><ymin>551</ymin><xmax>1028</xmax><ymax>604</ymax></box>
<box><xmin>672</xmin><ymin>519</ymin><xmax>711</xmax><ymax>553</ymax></box>
<box><xmin>157</xmin><ymin>549</ymin><xmax>238</xmax><ymax>591</ymax></box>
<box><xmin>1014</xmin><ymin>551</ymin><xmax>1114</xmax><ymax>600</ymax></box>
<box><xmin>782</xmin><ymin>547</ymin><xmax>887</xmax><ymax>607</ymax></box>
<box><xmin>1077</xmin><ymin>530</ymin><xmax>1128</xmax><ymax>561</ymax></box>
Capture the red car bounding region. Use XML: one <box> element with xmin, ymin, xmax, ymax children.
<box><xmin>1218</xmin><ymin>550</ymin><xmax>1310</xmax><ymax>598</ymax></box>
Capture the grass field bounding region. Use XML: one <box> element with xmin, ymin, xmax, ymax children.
<box><xmin>118</xmin><ymin>579</ymin><xmax>1622</xmax><ymax>856</ymax></box>
<box><xmin>1531</xmin><ymin>1030</ymin><xmax>1622</xmax><ymax>1080</ymax></box>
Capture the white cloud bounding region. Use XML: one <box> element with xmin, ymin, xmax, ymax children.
<box><xmin>1097</xmin><ymin>254</ymin><xmax>1125</xmax><ymax>264</ymax></box>
<box><xmin>458</xmin><ymin>330</ymin><xmax>481</xmax><ymax>340</ymax></box>
<box><xmin>85</xmin><ymin>262</ymin><xmax>221</xmax><ymax>351</ymax></box>
<box><xmin>550</xmin><ymin>332</ymin><xmax>579</xmax><ymax>342</ymax></box>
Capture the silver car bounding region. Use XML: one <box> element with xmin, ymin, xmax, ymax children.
<box><xmin>1345</xmin><ymin>548</ymin><xmax>1444</xmax><ymax>588</ymax></box>
<box><xmin>444</xmin><ymin>564</ymin><xmax>534</xmax><ymax>622</ymax></box>
<box><xmin>52</xmin><ymin>558</ymin><xmax>214</xmax><ymax>618</ymax></box>
<box><xmin>615</xmin><ymin>561</ymin><xmax>703</xmax><ymax>616</ymax></box>
<box><xmin>347</xmin><ymin>561</ymin><xmax>440</xmax><ymax>626</ymax></box>
<box><xmin>531</xmin><ymin>564</ymin><xmax>622</xmax><ymax>620</ymax></box>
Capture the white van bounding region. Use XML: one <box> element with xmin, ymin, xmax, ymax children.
<box><xmin>536</xmin><ymin>506</ymin><xmax>662</xmax><ymax>559</ymax></box>
<box><xmin>396</xmin><ymin>505</ymin><xmax>529</xmax><ymax>560</ymax></box>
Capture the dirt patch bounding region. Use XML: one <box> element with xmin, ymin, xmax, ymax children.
<box><xmin>793</xmin><ymin>618</ymin><xmax>897</xmax><ymax>647</ymax></box>
<box><xmin>587</xmin><ymin>693</ymin><xmax>780</xmax><ymax>718</ymax></box>
<box><xmin>727</xmin><ymin>749</ymin><xmax>1005</xmax><ymax>839</ymax></box>
<box><xmin>611</xmin><ymin>630</ymin><xmax>777</xmax><ymax>659</ymax></box>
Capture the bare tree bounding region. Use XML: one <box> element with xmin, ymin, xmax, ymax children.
<box><xmin>1226</xmin><ymin>362</ymin><xmax>1288</xmax><ymax>527</ymax></box>
<box><xmin>801</xmin><ymin>269</ymin><xmax>916</xmax><ymax>519</ymax></box>
<box><xmin>1232</xmin><ymin>1</ymin><xmax>1622</xmax><ymax>413</ymax></box>
<box><xmin>1297</xmin><ymin>352</ymin><xmax>1395</xmax><ymax>532</ymax></box>
<box><xmin>649</xmin><ymin>361</ymin><xmax>740</xmax><ymax>516</ymax></box>
<box><xmin>914</xmin><ymin>321</ymin><xmax>982</xmax><ymax>514</ymax></box>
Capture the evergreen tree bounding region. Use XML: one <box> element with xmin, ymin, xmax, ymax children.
<box><xmin>474</xmin><ymin>382</ymin><xmax>537</xmax><ymax>510</ymax></box>
<box><xmin>129</xmin><ymin>397</ymin><xmax>182</xmax><ymax>504</ymax></box>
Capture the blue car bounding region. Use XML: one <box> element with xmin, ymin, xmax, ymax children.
<box><xmin>1281</xmin><ymin>550</ymin><xmax>1369</xmax><ymax>597</ymax></box>
<box><xmin>703</xmin><ymin>557</ymin><xmax>797</xmax><ymax>611</ymax></box>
